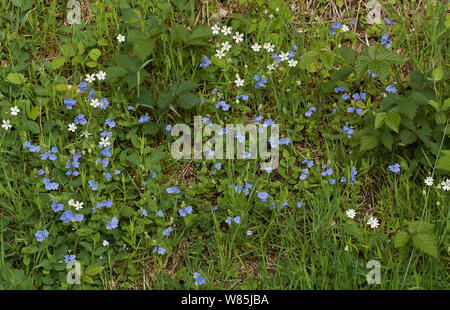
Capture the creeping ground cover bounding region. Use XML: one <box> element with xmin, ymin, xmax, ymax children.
<box><xmin>0</xmin><ymin>0</ymin><xmax>449</xmax><ymax>290</ymax></box>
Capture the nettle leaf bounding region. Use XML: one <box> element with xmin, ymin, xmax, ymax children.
<box><xmin>177</xmin><ymin>92</ymin><xmax>199</xmax><ymax>109</ymax></box>
<box><xmin>384</xmin><ymin>112</ymin><xmax>401</xmax><ymax>133</ymax></box>
<box><xmin>158</xmin><ymin>93</ymin><xmax>176</xmax><ymax>109</ymax></box>
<box><xmin>359</xmin><ymin>134</ymin><xmax>379</xmax><ymax>152</ymax></box>
<box><xmin>84</xmin><ymin>265</ymin><xmax>105</xmax><ymax>276</ymax></box>
<box><xmin>355</xmin><ymin>45</ymin><xmax>404</xmax><ymax>81</ymax></box>
<box><xmin>137</xmin><ymin>88</ymin><xmax>155</xmax><ymax>107</ymax></box>
<box><xmin>320</xmin><ymin>51</ymin><xmax>334</xmax><ymax>68</ymax></box>
<box><xmin>7</xmin><ymin>72</ymin><xmax>26</xmax><ymax>84</ymax></box>
<box><xmin>172</xmin><ymin>23</ymin><xmax>189</xmax><ymax>43</ymax></box>
<box><xmin>399</xmin><ymin>129</ymin><xmax>417</xmax><ymax>145</ymax></box>
<box><xmin>374</xmin><ymin>112</ymin><xmax>387</xmax><ymax>129</ymax></box>
<box><xmin>105</xmin><ymin>66</ymin><xmax>127</xmax><ymax>80</ymax></box>
<box><xmin>25</xmin><ymin>120</ymin><xmax>40</xmax><ymax>134</ymax></box>
<box><xmin>412</xmin><ymin>233</ymin><xmax>438</xmax><ymax>258</ymax></box>
<box><xmin>380</xmin><ymin>131</ymin><xmax>393</xmax><ymax>150</ymax></box>
<box><xmin>436</xmin><ymin>150</ymin><xmax>450</xmax><ymax>172</ymax></box>
<box><xmin>408</xmin><ymin>221</ymin><xmax>435</xmax><ymax>234</ymax></box>
<box><xmin>393</xmin><ymin>230</ymin><xmax>410</xmax><ymax>248</ymax></box>
<box><xmin>299</xmin><ymin>50</ymin><xmax>321</xmax><ymax>68</ymax></box>
<box><xmin>133</xmin><ymin>39</ymin><xmax>155</xmax><ymax>61</ymax></box>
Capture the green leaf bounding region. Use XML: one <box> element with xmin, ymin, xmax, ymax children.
<box><xmin>88</xmin><ymin>48</ymin><xmax>101</xmax><ymax>61</ymax></box>
<box><xmin>384</xmin><ymin>112</ymin><xmax>401</xmax><ymax>133</ymax></box>
<box><xmin>435</xmin><ymin>111</ymin><xmax>447</xmax><ymax>124</ymax></box>
<box><xmin>374</xmin><ymin>112</ymin><xmax>387</xmax><ymax>129</ymax></box>
<box><xmin>105</xmin><ymin>66</ymin><xmax>127</xmax><ymax>80</ymax></box>
<box><xmin>380</xmin><ymin>131</ymin><xmax>393</xmax><ymax>150</ymax></box>
<box><xmin>51</xmin><ymin>56</ymin><xmax>66</xmax><ymax>70</ymax></box>
<box><xmin>393</xmin><ymin>231</ymin><xmax>410</xmax><ymax>248</ymax></box>
<box><xmin>431</xmin><ymin>66</ymin><xmax>444</xmax><ymax>81</ymax></box>
<box><xmin>137</xmin><ymin>88</ymin><xmax>155</xmax><ymax>107</ymax></box>
<box><xmin>84</xmin><ymin>265</ymin><xmax>105</xmax><ymax>276</ymax></box>
<box><xmin>427</xmin><ymin>100</ymin><xmax>439</xmax><ymax>111</ymax></box>
<box><xmin>7</xmin><ymin>73</ymin><xmax>26</xmax><ymax>84</ymax></box>
<box><xmin>436</xmin><ymin>150</ymin><xmax>450</xmax><ymax>172</ymax></box>
<box><xmin>157</xmin><ymin>93</ymin><xmax>176</xmax><ymax>109</ymax></box>
<box><xmin>339</xmin><ymin>47</ymin><xmax>356</xmax><ymax>64</ymax></box>
<box><xmin>28</xmin><ymin>105</ymin><xmax>40</xmax><ymax>121</ymax></box>
<box><xmin>399</xmin><ymin>129</ymin><xmax>416</xmax><ymax>145</ymax></box>
<box><xmin>359</xmin><ymin>134</ymin><xmax>379</xmax><ymax>152</ymax></box>
<box><xmin>300</xmin><ymin>50</ymin><xmax>321</xmax><ymax>67</ymax></box>
<box><xmin>177</xmin><ymin>92</ymin><xmax>199</xmax><ymax>109</ymax></box>
<box><xmin>331</xmin><ymin>67</ymin><xmax>353</xmax><ymax>81</ymax></box>
<box><xmin>171</xmin><ymin>81</ymin><xmax>198</xmax><ymax>96</ymax></box>
<box><xmin>172</xmin><ymin>24</ymin><xmax>189</xmax><ymax>43</ymax></box>
<box><xmin>442</xmin><ymin>98</ymin><xmax>450</xmax><ymax>111</ymax></box>
<box><xmin>120</xmin><ymin>206</ymin><xmax>135</xmax><ymax>217</ymax></box>
<box><xmin>412</xmin><ymin>233</ymin><xmax>438</xmax><ymax>258</ymax></box>
<box><xmin>25</xmin><ymin>121</ymin><xmax>40</xmax><ymax>134</ymax></box>
<box><xmin>133</xmin><ymin>39</ymin><xmax>155</xmax><ymax>61</ymax></box>
<box><xmin>76</xmin><ymin>227</ymin><xmax>93</xmax><ymax>237</ymax></box>
<box><xmin>188</xmin><ymin>25</ymin><xmax>212</xmax><ymax>45</ymax></box>
<box><xmin>143</xmin><ymin>122</ymin><xmax>160</xmax><ymax>136</ymax></box>
<box><xmin>320</xmin><ymin>51</ymin><xmax>334</xmax><ymax>68</ymax></box>
<box><xmin>408</xmin><ymin>221</ymin><xmax>435</xmax><ymax>234</ymax></box>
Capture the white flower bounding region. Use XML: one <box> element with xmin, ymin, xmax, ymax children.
<box><xmin>344</xmin><ymin>245</ymin><xmax>349</xmax><ymax>251</ymax></box>
<box><xmin>233</xmin><ymin>32</ymin><xmax>244</xmax><ymax>43</ymax></box>
<box><xmin>99</xmin><ymin>136</ymin><xmax>110</xmax><ymax>148</ymax></box>
<box><xmin>221</xmin><ymin>41</ymin><xmax>232</xmax><ymax>52</ymax></box>
<box><xmin>251</xmin><ymin>42</ymin><xmax>261</xmax><ymax>52</ymax></box>
<box><xmin>366</xmin><ymin>216</ymin><xmax>379</xmax><ymax>229</ymax></box>
<box><xmin>287</xmin><ymin>59</ymin><xmax>298</xmax><ymax>67</ymax></box>
<box><xmin>68</xmin><ymin>199</ymin><xmax>75</xmax><ymax>206</ymax></box>
<box><xmin>221</xmin><ymin>25</ymin><xmax>232</xmax><ymax>36</ymax></box>
<box><xmin>103</xmin><ymin>240</ymin><xmax>109</xmax><ymax>247</ymax></box>
<box><xmin>96</xmin><ymin>71</ymin><xmax>106</xmax><ymax>80</ymax></box>
<box><xmin>117</xmin><ymin>34</ymin><xmax>125</xmax><ymax>42</ymax></box>
<box><xmin>441</xmin><ymin>179</ymin><xmax>450</xmax><ymax>191</ymax></box>
<box><xmin>346</xmin><ymin>209</ymin><xmax>356</xmax><ymax>219</ymax></box>
<box><xmin>211</xmin><ymin>24</ymin><xmax>220</xmax><ymax>35</ymax></box>
<box><xmin>267</xmin><ymin>63</ymin><xmax>276</xmax><ymax>71</ymax></box>
<box><xmin>341</xmin><ymin>25</ymin><xmax>350</xmax><ymax>32</ymax></box>
<box><xmin>90</xmin><ymin>98</ymin><xmax>100</xmax><ymax>108</ymax></box>
<box><xmin>73</xmin><ymin>201</ymin><xmax>84</xmax><ymax>211</ymax></box>
<box><xmin>85</xmin><ymin>74</ymin><xmax>95</xmax><ymax>83</ymax></box>
<box><xmin>68</xmin><ymin>123</ymin><xmax>77</xmax><ymax>132</ymax></box>
<box><xmin>279</xmin><ymin>51</ymin><xmax>289</xmax><ymax>61</ymax></box>
<box><xmin>234</xmin><ymin>75</ymin><xmax>244</xmax><ymax>87</ymax></box>
<box><xmin>424</xmin><ymin>177</ymin><xmax>434</xmax><ymax>186</ymax></box>
<box><xmin>215</xmin><ymin>49</ymin><xmax>226</xmax><ymax>59</ymax></box>
<box><xmin>10</xmin><ymin>106</ymin><xmax>20</xmax><ymax>116</ymax></box>
<box><xmin>80</xmin><ymin>130</ymin><xmax>91</xmax><ymax>138</ymax></box>
<box><xmin>2</xmin><ymin>120</ymin><xmax>12</xmax><ymax>130</ymax></box>
<box><xmin>263</xmin><ymin>42</ymin><xmax>274</xmax><ymax>53</ymax></box>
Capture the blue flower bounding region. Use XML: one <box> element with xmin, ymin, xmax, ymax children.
<box><xmin>331</xmin><ymin>22</ymin><xmax>343</xmax><ymax>29</ymax></box>
<box><xmin>179</xmin><ymin>206</ymin><xmax>193</xmax><ymax>217</ymax></box>
<box><xmin>105</xmin><ymin>119</ymin><xmax>116</xmax><ymax>128</ymax></box>
<box><xmin>254</xmin><ymin>75</ymin><xmax>267</xmax><ymax>88</ymax></box>
<box><xmin>163</xmin><ymin>227</ymin><xmax>173</xmax><ymax>236</ymax></box>
<box><xmin>106</xmin><ymin>217</ymin><xmax>119</xmax><ymax>230</ymax></box>
<box><xmin>386</xmin><ymin>85</ymin><xmax>397</xmax><ymax>93</ymax></box>
<box><xmin>388</xmin><ymin>163</ymin><xmax>400</xmax><ymax>173</ymax></box>
<box><xmin>157</xmin><ymin>210</ymin><xmax>164</xmax><ymax>217</ymax></box>
<box><xmin>104</xmin><ymin>172</ymin><xmax>111</xmax><ymax>181</ymax></box>
<box><xmin>328</xmin><ymin>29</ymin><xmax>336</xmax><ymax>35</ymax></box>
<box><xmin>329</xmin><ymin>178</ymin><xmax>335</xmax><ymax>185</ymax></box>
<box><xmin>88</xmin><ymin>180</ymin><xmax>98</xmax><ymax>191</ymax></box>
<box><xmin>214</xmin><ymin>163</ymin><xmax>222</xmax><ymax>170</ymax></box>
<box><xmin>272</xmin><ymin>54</ymin><xmax>281</xmax><ymax>63</ymax></box>
<box><xmin>166</xmin><ymin>124</ymin><xmax>172</xmax><ymax>131</ymax></box>
<box><xmin>297</xmin><ymin>201</ymin><xmax>303</xmax><ymax>208</ymax></box>
<box><xmin>334</xmin><ymin>87</ymin><xmax>345</xmax><ymax>93</ymax></box>
<box><xmin>38</xmin><ymin>169</ymin><xmax>45</xmax><ymax>175</ymax></box>
<box><xmin>60</xmin><ymin>211</ymin><xmax>73</xmax><ymax>223</ymax></box>
<box><xmin>127</xmin><ymin>105</ymin><xmax>135</xmax><ymax>110</ymax></box>
<box><xmin>167</xmin><ymin>186</ymin><xmax>180</xmax><ymax>194</ymax></box>
<box><xmin>35</xmin><ymin>230</ymin><xmax>49</xmax><ymax>242</ymax></box>
<box><xmin>199</xmin><ymin>56</ymin><xmax>212</xmax><ymax>68</ymax></box>
<box><xmin>64</xmin><ymin>254</ymin><xmax>76</xmax><ymax>263</ymax></box>
<box><xmin>257</xmin><ymin>191</ymin><xmax>270</xmax><ymax>202</ymax></box>
<box><xmin>351</xmin><ymin>166</ymin><xmax>358</xmax><ymax>185</ymax></box>
<box><xmin>193</xmin><ymin>273</ymin><xmax>206</xmax><ymax>286</ymax></box>
<box><xmin>64</xmin><ymin>98</ymin><xmax>77</xmax><ymax>109</ymax></box>
<box><xmin>138</xmin><ymin>115</ymin><xmax>149</xmax><ymax>123</ymax></box>
<box><xmin>52</xmin><ymin>201</ymin><xmax>64</xmax><ymax>213</ymax></box>
<box><xmin>342</xmin><ymin>93</ymin><xmax>350</xmax><ymax>100</ymax></box>
<box><xmin>74</xmin><ymin>114</ymin><xmax>87</xmax><ymax>125</ymax></box>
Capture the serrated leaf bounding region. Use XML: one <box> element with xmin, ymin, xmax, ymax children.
<box><xmin>331</xmin><ymin>66</ymin><xmax>353</xmax><ymax>81</ymax></box>
<box><xmin>399</xmin><ymin>129</ymin><xmax>416</xmax><ymax>145</ymax></box>
<box><xmin>25</xmin><ymin>121</ymin><xmax>40</xmax><ymax>134</ymax></box>
<box><xmin>320</xmin><ymin>51</ymin><xmax>334</xmax><ymax>68</ymax></box>
<box><xmin>359</xmin><ymin>134</ymin><xmax>379</xmax><ymax>152</ymax></box>
<box><xmin>188</xmin><ymin>25</ymin><xmax>212</xmax><ymax>45</ymax></box>
<box><xmin>171</xmin><ymin>81</ymin><xmax>198</xmax><ymax>96</ymax></box>
<box><xmin>393</xmin><ymin>231</ymin><xmax>410</xmax><ymax>248</ymax></box>
<box><xmin>412</xmin><ymin>233</ymin><xmax>438</xmax><ymax>257</ymax></box>
<box><xmin>339</xmin><ymin>47</ymin><xmax>356</xmax><ymax>64</ymax></box>
<box><xmin>143</xmin><ymin>122</ymin><xmax>160</xmax><ymax>136</ymax></box>
<box><xmin>431</xmin><ymin>66</ymin><xmax>444</xmax><ymax>81</ymax></box>
<box><xmin>380</xmin><ymin>131</ymin><xmax>393</xmax><ymax>150</ymax></box>
<box><xmin>177</xmin><ymin>92</ymin><xmax>199</xmax><ymax>109</ymax></box>
<box><xmin>408</xmin><ymin>221</ymin><xmax>435</xmax><ymax>234</ymax></box>
<box><xmin>7</xmin><ymin>73</ymin><xmax>26</xmax><ymax>84</ymax></box>
<box><xmin>158</xmin><ymin>93</ymin><xmax>175</xmax><ymax>109</ymax></box>
<box><xmin>133</xmin><ymin>39</ymin><xmax>155</xmax><ymax>61</ymax></box>
<box><xmin>384</xmin><ymin>112</ymin><xmax>401</xmax><ymax>133</ymax></box>
<box><xmin>442</xmin><ymin>98</ymin><xmax>450</xmax><ymax>111</ymax></box>
<box><xmin>374</xmin><ymin>112</ymin><xmax>387</xmax><ymax>129</ymax></box>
